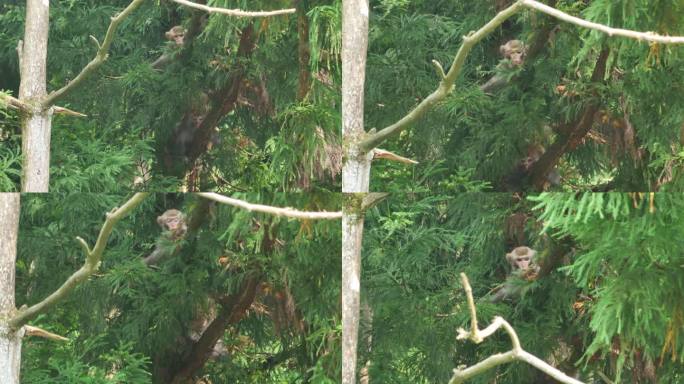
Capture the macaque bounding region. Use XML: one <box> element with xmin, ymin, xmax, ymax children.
<box><xmin>490</xmin><ymin>246</ymin><xmax>539</xmax><ymax>302</ymax></box>
<box><xmin>165</xmin><ymin>26</ymin><xmax>186</xmax><ymax>46</ymax></box>
<box><xmin>499</xmin><ymin>39</ymin><xmax>527</xmax><ymax>66</ymax></box>
<box><xmin>506</xmin><ymin>246</ymin><xmax>539</xmax><ymax>275</ymax></box>
<box><xmin>480</xmin><ymin>39</ymin><xmax>528</xmax><ymax>94</ymax></box>
<box><xmin>152</xmin><ymin>26</ymin><xmax>186</xmax><ymax>69</ymax></box>
<box><xmin>143</xmin><ymin>209</ymin><xmax>187</xmax><ymax>266</ymax></box>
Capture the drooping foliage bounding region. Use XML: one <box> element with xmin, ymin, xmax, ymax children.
<box><xmin>365</xmin><ymin>0</ymin><xmax>684</xmax><ymax>192</ymax></box>
<box><xmin>0</xmin><ymin>0</ymin><xmax>341</xmax><ymax>192</ymax></box>
<box><xmin>360</xmin><ymin>192</ymin><xmax>684</xmax><ymax>383</ymax></box>
<box><xmin>15</xmin><ymin>192</ymin><xmax>341</xmax><ymax>383</ymax></box>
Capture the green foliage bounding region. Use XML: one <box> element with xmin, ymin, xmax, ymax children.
<box><xmin>366</xmin><ymin>0</ymin><xmax>684</xmax><ymax>191</ymax></box>
<box><xmin>16</xmin><ymin>193</ymin><xmax>341</xmax><ymax>383</ymax></box>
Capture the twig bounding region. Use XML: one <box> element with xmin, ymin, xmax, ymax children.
<box><xmin>373</xmin><ymin>148</ymin><xmax>418</xmax><ymax>164</ymax></box>
<box><xmin>197</xmin><ymin>193</ymin><xmax>342</xmax><ymax>220</ymax></box>
<box><xmin>171</xmin><ymin>0</ymin><xmax>295</xmax><ymax>17</ymax></box>
<box><xmin>24</xmin><ymin>325</ymin><xmax>68</xmax><ymax>342</ymax></box>
<box><xmin>360</xmin><ymin>0</ymin><xmax>684</xmax><ymax>152</ymax></box>
<box><xmin>52</xmin><ymin>106</ymin><xmax>87</xmax><ymax>117</ymax></box>
<box><xmin>43</xmin><ymin>0</ymin><xmax>145</xmax><ymax>107</ymax></box>
<box><xmin>9</xmin><ymin>193</ymin><xmax>148</xmax><ymax>328</ymax></box>
<box><xmin>450</xmin><ymin>273</ymin><xmax>584</xmax><ymax>384</ymax></box>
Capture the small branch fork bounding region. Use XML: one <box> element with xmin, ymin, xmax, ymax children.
<box><xmin>359</xmin><ymin>0</ymin><xmax>684</xmax><ymax>152</ymax></box>
<box><xmin>8</xmin><ymin>193</ymin><xmax>148</xmax><ymax>329</ymax></box>
<box><xmin>449</xmin><ymin>273</ymin><xmax>584</xmax><ymax>384</ymax></box>
<box><xmin>197</xmin><ymin>193</ymin><xmax>342</xmax><ymax>220</ymax></box>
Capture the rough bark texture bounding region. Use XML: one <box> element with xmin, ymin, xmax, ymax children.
<box><xmin>295</xmin><ymin>0</ymin><xmax>312</xmax><ymax>100</ymax></box>
<box><xmin>342</xmin><ymin>2</ymin><xmax>370</xmax><ymax>383</ymax></box>
<box><xmin>0</xmin><ymin>193</ymin><xmax>22</xmax><ymax>384</ymax></box>
<box><xmin>342</xmin><ymin>199</ymin><xmax>365</xmax><ymax>384</ymax></box>
<box><xmin>342</xmin><ymin>0</ymin><xmax>371</xmax><ymax>193</ymax></box>
<box><xmin>19</xmin><ymin>0</ymin><xmax>51</xmax><ymax>192</ymax></box>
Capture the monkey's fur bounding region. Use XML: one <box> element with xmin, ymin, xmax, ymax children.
<box><xmin>143</xmin><ymin>209</ymin><xmax>187</xmax><ymax>266</ymax></box>
<box><xmin>490</xmin><ymin>246</ymin><xmax>539</xmax><ymax>302</ymax></box>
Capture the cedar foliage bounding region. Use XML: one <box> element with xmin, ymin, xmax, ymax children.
<box><xmin>15</xmin><ymin>193</ymin><xmax>341</xmax><ymax>383</ymax></box>
<box><xmin>361</xmin><ymin>192</ymin><xmax>684</xmax><ymax>383</ymax></box>
<box><xmin>0</xmin><ymin>0</ymin><xmax>341</xmax><ymax>192</ymax></box>
<box><xmin>366</xmin><ymin>0</ymin><xmax>684</xmax><ymax>192</ymax></box>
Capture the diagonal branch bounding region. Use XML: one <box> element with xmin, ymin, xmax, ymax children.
<box><xmin>359</xmin><ymin>3</ymin><xmax>523</xmax><ymax>152</ymax></box>
<box><xmin>522</xmin><ymin>0</ymin><xmax>684</xmax><ymax>43</ymax></box>
<box><xmin>9</xmin><ymin>193</ymin><xmax>148</xmax><ymax>328</ymax></box>
<box><xmin>449</xmin><ymin>273</ymin><xmax>583</xmax><ymax>384</ymax></box>
<box><xmin>197</xmin><ymin>193</ymin><xmax>342</xmax><ymax>220</ymax></box>
<box><xmin>171</xmin><ymin>0</ymin><xmax>294</xmax><ymax>17</ymax></box>
<box><xmin>360</xmin><ymin>0</ymin><xmax>684</xmax><ymax>152</ymax></box>
<box><xmin>43</xmin><ymin>0</ymin><xmax>145</xmax><ymax>107</ymax></box>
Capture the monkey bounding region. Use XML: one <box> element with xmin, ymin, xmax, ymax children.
<box><xmin>143</xmin><ymin>209</ymin><xmax>187</xmax><ymax>266</ymax></box>
<box><xmin>490</xmin><ymin>246</ymin><xmax>539</xmax><ymax>302</ymax></box>
<box><xmin>165</xmin><ymin>26</ymin><xmax>186</xmax><ymax>46</ymax></box>
<box><xmin>480</xmin><ymin>39</ymin><xmax>528</xmax><ymax>94</ymax></box>
<box><xmin>152</xmin><ymin>26</ymin><xmax>187</xmax><ymax>69</ymax></box>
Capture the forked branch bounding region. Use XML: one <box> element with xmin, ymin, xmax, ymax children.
<box><xmin>359</xmin><ymin>0</ymin><xmax>684</xmax><ymax>152</ymax></box>
<box><xmin>449</xmin><ymin>273</ymin><xmax>583</xmax><ymax>384</ymax></box>
<box><xmin>9</xmin><ymin>193</ymin><xmax>148</xmax><ymax>328</ymax></box>
<box><xmin>43</xmin><ymin>0</ymin><xmax>146</xmax><ymax>107</ymax></box>
<box><xmin>197</xmin><ymin>193</ymin><xmax>342</xmax><ymax>220</ymax></box>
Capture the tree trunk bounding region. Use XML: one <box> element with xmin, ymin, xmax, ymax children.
<box><xmin>0</xmin><ymin>194</ymin><xmax>22</xmax><ymax>384</ymax></box>
<box><xmin>19</xmin><ymin>0</ymin><xmax>52</xmax><ymax>192</ymax></box>
<box><xmin>342</xmin><ymin>1</ymin><xmax>370</xmax><ymax>383</ymax></box>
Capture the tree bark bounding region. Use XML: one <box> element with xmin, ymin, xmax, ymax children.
<box><xmin>342</xmin><ymin>1</ymin><xmax>370</xmax><ymax>383</ymax></box>
<box><xmin>0</xmin><ymin>194</ymin><xmax>22</xmax><ymax>384</ymax></box>
<box><xmin>19</xmin><ymin>0</ymin><xmax>51</xmax><ymax>192</ymax></box>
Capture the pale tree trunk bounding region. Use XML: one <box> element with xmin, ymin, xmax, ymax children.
<box><xmin>19</xmin><ymin>0</ymin><xmax>52</xmax><ymax>192</ymax></box>
<box><xmin>341</xmin><ymin>1</ymin><xmax>370</xmax><ymax>383</ymax></box>
<box><xmin>0</xmin><ymin>194</ymin><xmax>22</xmax><ymax>384</ymax></box>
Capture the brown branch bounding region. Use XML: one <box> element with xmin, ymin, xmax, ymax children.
<box><xmin>171</xmin><ymin>0</ymin><xmax>294</xmax><ymax>17</ymax></box>
<box><xmin>372</xmin><ymin>148</ymin><xmax>418</xmax><ymax>164</ymax></box>
<box><xmin>43</xmin><ymin>0</ymin><xmax>145</xmax><ymax>106</ymax></box>
<box><xmin>529</xmin><ymin>48</ymin><xmax>610</xmax><ymax>189</ymax></box>
<box><xmin>9</xmin><ymin>193</ymin><xmax>148</xmax><ymax>328</ymax></box>
<box><xmin>169</xmin><ymin>275</ymin><xmax>261</xmax><ymax>384</ymax></box>
<box><xmin>184</xmin><ymin>24</ymin><xmax>257</xmax><ymax>166</ymax></box>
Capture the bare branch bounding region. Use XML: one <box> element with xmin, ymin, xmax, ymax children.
<box><xmin>171</xmin><ymin>0</ymin><xmax>295</xmax><ymax>17</ymax></box>
<box><xmin>197</xmin><ymin>193</ymin><xmax>342</xmax><ymax>220</ymax></box>
<box><xmin>361</xmin><ymin>0</ymin><xmax>684</xmax><ymax>152</ymax></box>
<box><xmin>359</xmin><ymin>3</ymin><xmax>523</xmax><ymax>151</ymax></box>
<box><xmin>43</xmin><ymin>0</ymin><xmax>145</xmax><ymax>107</ymax></box>
<box><xmin>373</xmin><ymin>148</ymin><xmax>418</xmax><ymax>164</ymax></box>
<box><xmin>52</xmin><ymin>106</ymin><xmax>87</xmax><ymax>117</ymax></box>
<box><xmin>522</xmin><ymin>0</ymin><xmax>684</xmax><ymax>43</ymax></box>
<box><xmin>9</xmin><ymin>193</ymin><xmax>148</xmax><ymax>328</ymax></box>
<box><xmin>24</xmin><ymin>325</ymin><xmax>68</xmax><ymax>342</ymax></box>
<box><xmin>450</xmin><ymin>273</ymin><xmax>584</xmax><ymax>384</ymax></box>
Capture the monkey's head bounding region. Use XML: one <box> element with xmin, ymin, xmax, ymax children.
<box><xmin>506</xmin><ymin>246</ymin><xmax>536</xmax><ymax>270</ymax></box>
<box><xmin>500</xmin><ymin>40</ymin><xmax>527</xmax><ymax>66</ymax></box>
<box><xmin>157</xmin><ymin>209</ymin><xmax>187</xmax><ymax>239</ymax></box>
<box><xmin>165</xmin><ymin>26</ymin><xmax>186</xmax><ymax>46</ymax></box>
